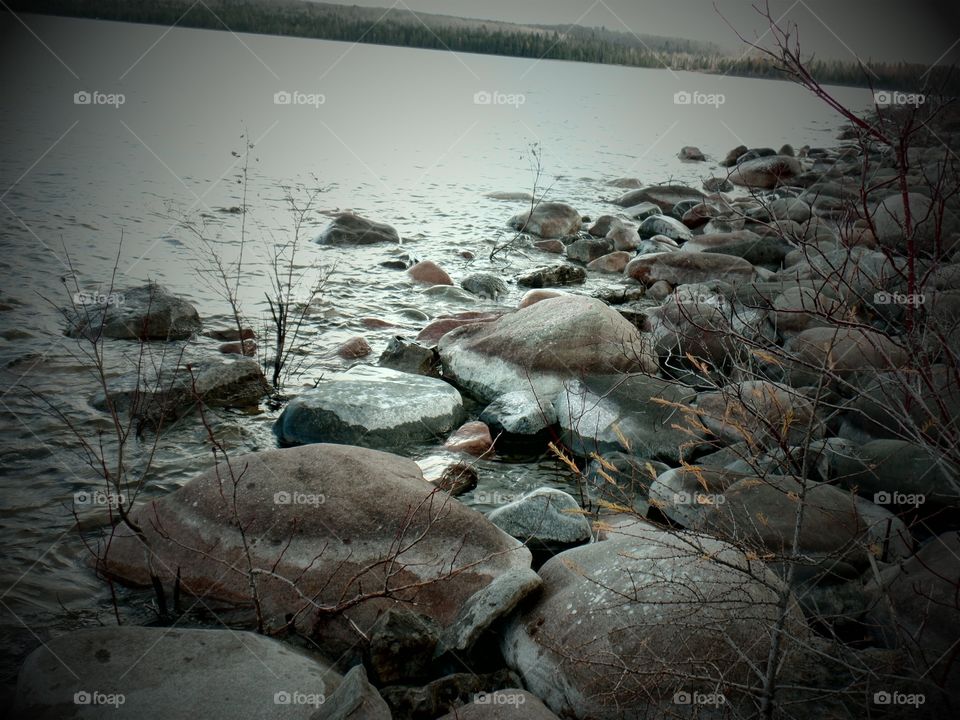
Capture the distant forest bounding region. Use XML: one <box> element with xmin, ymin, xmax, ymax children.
<box><xmin>7</xmin><ymin>0</ymin><xmax>959</xmax><ymax>92</ymax></box>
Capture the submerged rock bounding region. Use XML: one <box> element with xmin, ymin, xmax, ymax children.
<box><xmin>316</xmin><ymin>212</ymin><xmax>400</xmax><ymax>245</ymax></box>
<box><xmin>461</xmin><ymin>272</ymin><xmax>509</xmax><ymax>300</ymax></box>
<box><xmin>66</xmin><ymin>282</ymin><xmax>201</xmax><ymax>341</ymax></box>
<box><xmin>508</xmin><ymin>202</ymin><xmax>582</xmax><ymax>239</ymax></box>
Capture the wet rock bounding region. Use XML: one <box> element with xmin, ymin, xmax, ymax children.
<box><xmin>749</xmin><ymin>197</ymin><xmax>812</xmax><ymax>223</ymax></box>
<box><xmin>205</xmin><ymin>326</ymin><xmax>255</xmax><ymax>341</ymax></box>
<box><xmin>612</xmin><ymin>184</ymin><xmax>706</xmax><ymax>212</ymax></box>
<box><xmin>479</xmin><ymin>390</ymin><xmax>557</xmax><ymax>437</ymax></box>
<box><xmin>337</xmin><ymin>336</ymin><xmax>372</xmax><ymax>358</ymax></box>
<box><xmin>66</xmin><ymin>282</ymin><xmax>201</xmax><ymax>341</ymax></box>
<box><xmin>517</xmin><ymin>289</ymin><xmax>566</xmax><ymax>309</ymax></box>
<box><xmin>13</xmin><ymin>626</ymin><xmax>340</xmax><ymax>720</ymax></box>
<box><xmin>508</xmin><ymin>202</ymin><xmax>582</xmax><ymax>239</ymax></box>
<box><xmin>316</xmin><ymin>212</ymin><xmax>400</xmax><ymax>245</ymax></box>
<box><xmin>488</xmin><ymin>488</ymin><xmax>591</xmax><ymax>548</ymax></box>
<box><xmin>515</xmin><ymin>264</ymin><xmax>586</xmax><ymax>288</ymax></box>
<box><xmin>444</xmin><ymin>421</ymin><xmax>494</xmax><ymax>457</ymax></box>
<box><xmin>438</xmin><ymin>295</ymin><xmax>657</xmax><ymax>404</ymax></box>
<box><xmin>532</xmin><ymin>239</ymin><xmax>565</xmax><ymax>254</ymax></box>
<box><xmin>461</xmin><ymin>273</ymin><xmax>508</xmax><ymax>300</ymax></box>
<box><xmin>421</xmin><ymin>285</ymin><xmax>476</xmax><ymax>303</ymax></box>
<box><xmin>434</xmin><ymin>461</ymin><xmax>479</xmax><ymax>496</ymax></box>
<box><xmin>437</xmin><ymin>569</ymin><xmax>543</xmax><ymax>657</ymax></box>
<box><xmin>695</xmin><ymin>380</ymin><xmax>822</xmax><ymax>448</ymax></box>
<box><xmin>584</xmin><ymin>452</ymin><xmax>667</xmax><ymax>516</ymax></box>
<box><xmin>720</xmin><ymin>144</ymin><xmax>749</xmax><ymax>167</ymax></box>
<box><xmin>501</xmin><ymin>521</ymin><xmax>809</xmax><ymax>719</ymax></box>
<box><xmin>625</xmin><ymin>252</ymin><xmax>754</xmax><ymax>286</ymax></box>
<box><xmin>678</xmin><ymin>145</ymin><xmax>705</xmax><ymax>161</ymax></box>
<box><xmin>380</xmin><ymin>669</ymin><xmax>521</xmax><ymax>720</ymax></box>
<box><xmin>378</xmin><ymin>336</ymin><xmax>439</xmax><ymax>375</ymax></box>
<box><xmin>92</xmin><ymin>357</ymin><xmax>270</xmax><ymax>426</ymax></box>
<box><xmin>607</xmin><ymin>225</ymin><xmax>641</xmax><ymax>251</ymax></box>
<box><xmin>408</xmin><ymin>260</ymin><xmax>454</xmax><ymax>286</ymax></box>
<box><xmin>367</xmin><ymin>608</ymin><xmax>440</xmax><ymax>684</ymax></box>
<box><xmin>729</xmin><ymin>155</ymin><xmax>802</xmax><ymax>189</ymax></box>
<box><xmin>680</xmin><ymin>202</ymin><xmax>718</xmax><ymax>229</ymax></box>
<box><xmin>554</xmin><ymin>374</ymin><xmax>705</xmax><ymax>463</ymax></box>
<box><xmin>218</xmin><ymin>339</ymin><xmax>257</xmax><ymax>356</ymax></box>
<box><xmin>586</xmin><ymin>251</ymin><xmax>632</xmax><ymax>274</ymax></box>
<box><xmin>605</xmin><ymin>177</ymin><xmax>644</xmax><ymax>188</ymax></box>
<box><xmin>274</xmin><ymin>365</ymin><xmax>464</xmax><ymax>449</ymax></box>
<box><xmin>703</xmin><ymin>176</ymin><xmax>734</xmax><ymax>192</ymax></box>
<box><xmin>101</xmin><ymin>444</ymin><xmax>532</xmax><ymax>661</ymax></box>
<box><xmin>587</xmin><ymin>215</ymin><xmax>624</xmax><ymax>237</ymax></box>
<box><xmin>320</xmin><ymin>664</ymin><xmax>391</xmax><ymax>720</ymax></box>
<box><xmin>682</xmin><ymin>230</ymin><xmax>793</xmax><ymax>267</ymax></box>
<box><xmin>637</xmin><ymin>213</ymin><xmax>693</xmax><ymax>242</ymax></box>
<box><xmin>621</xmin><ymin>201</ymin><xmax>663</xmax><ymax>220</ymax></box>
<box><xmin>485</xmin><ymin>191</ymin><xmax>534</xmax><ymax>201</ymax></box>
<box><xmin>416</xmin><ymin>312</ymin><xmax>502</xmax><ymax>346</ymax></box>
<box><xmin>564</xmin><ymin>237</ymin><xmax>613</xmax><ymax>263</ymax></box>
<box><xmin>783</xmin><ymin>326</ymin><xmax>909</xmax><ymax>387</ymax></box>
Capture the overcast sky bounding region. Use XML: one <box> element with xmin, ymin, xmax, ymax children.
<box><xmin>327</xmin><ymin>0</ymin><xmax>960</xmax><ymax>65</ymax></box>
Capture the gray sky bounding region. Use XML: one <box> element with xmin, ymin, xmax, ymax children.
<box><xmin>325</xmin><ymin>0</ymin><xmax>960</xmax><ymax>65</ymax></box>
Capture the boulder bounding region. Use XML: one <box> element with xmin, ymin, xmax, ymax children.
<box><xmin>444</xmin><ymin>421</ymin><xmax>494</xmax><ymax>456</ymax></box>
<box><xmin>319</xmin><ymin>665</ymin><xmax>390</xmax><ymax>720</ymax></box>
<box><xmin>554</xmin><ymin>374</ymin><xmax>706</xmax><ymax>464</ymax></box>
<box><xmin>516</xmin><ymin>264</ymin><xmax>586</xmax><ymax>288</ymax></box>
<box><xmin>273</xmin><ymin>365</ymin><xmax>464</xmax><ymax>449</ymax></box>
<box><xmin>416</xmin><ymin>312</ymin><xmax>502</xmax><ymax>346</ymax></box>
<box><xmin>584</xmin><ymin>452</ymin><xmax>667</xmax><ymax>516</ymax></box>
<box><xmin>588</xmin><ymin>215</ymin><xmax>624</xmax><ymax>237</ymax></box>
<box><xmin>637</xmin><ymin>214</ymin><xmax>693</xmax><ymax>242</ymax></box>
<box><xmin>612</xmin><ymin>185</ymin><xmax>706</xmax><ymax>212</ymax></box>
<box><xmin>729</xmin><ymin>155</ymin><xmax>802</xmax><ymax>189</ymax></box>
<box><xmin>366</xmin><ymin>608</ymin><xmax>440</xmax><ymax>684</ymax></box>
<box><xmin>501</xmin><ymin>521</ymin><xmax>809</xmax><ymax>719</ymax></box>
<box><xmin>99</xmin><ymin>444</ymin><xmax>532</xmax><ymax>660</ymax></box>
<box><xmin>462</xmin><ymin>273</ymin><xmax>509</xmax><ymax>300</ymax></box>
<box><xmin>649</xmin><ymin>466</ymin><xmax>749</xmax><ymax>529</ymax></box>
<box><xmin>783</xmin><ymin>326</ymin><xmax>909</xmax><ymax>387</ymax></box>
<box><xmin>12</xmin><ymin>626</ymin><xmax>339</xmax><ymax>720</ymax></box>
<box><xmin>408</xmin><ymin>260</ymin><xmax>453</xmax><ymax>286</ymax></box>
<box><xmin>720</xmin><ymin>144</ymin><xmax>748</xmax><ymax>167</ymax></box>
<box><xmin>586</xmin><ymin>251</ymin><xmax>632</xmax><ymax>274</ymax></box>
<box><xmin>479</xmin><ymin>390</ymin><xmax>557</xmax><ymax>437</ymax></box>
<box><xmin>316</xmin><ymin>213</ymin><xmax>400</xmax><ymax>245</ymax></box>
<box><xmin>694</xmin><ymin>380</ymin><xmax>822</xmax><ymax>448</ymax></box>
<box><xmin>508</xmin><ymin>202</ymin><xmax>582</xmax><ymax>239</ymax></box>
<box><xmin>607</xmin><ymin>225</ymin><xmax>641</xmax><ymax>251</ymax></box>
<box><xmin>378</xmin><ymin>336</ymin><xmax>438</xmax><ymax>375</ymax></box>
<box><xmin>682</xmin><ymin>230</ymin><xmax>794</xmax><ymax>268</ymax></box>
<box><xmin>336</xmin><ymin>336</ymin><xmax>371</xmax><ymax>358</ymax></box>
<box><xmin>517</xmin><ymin>289</ymin><xmax>566</xmax><ymax>308</ymax></box>
<box><xmin>66</xmin><ymin>283</ymin><xmax>201</xmax><ymax>341</ymax></box>
<box><xmin>678</xmin><ymin>145</ymin><xmax>705</xmax><ymax>161</ymax></box>
<box><xmin>703</xmin><ymin>176</ymin><xmax>734</xmax><ymax>192</ymax></box>
<box><xmin>437</xmin><ymin>295</ymin><xmax>657</xmax><ymax>404</ymax></box>
<box><xmin>625</xmin><ymin>252</ymin><xmax>754</xmax><ymax>286</ymax></box>
<box><xmin>532</xmin><ymin>239</ymin><xmax>565</xmax><ymax>254</ymax></box>
<box><xmin>488</xmin><ymin>488</ymin><xmax>591</xmax><ymax>548</ymax></box>
<box><xmin>565</xmin><ymin>237</ymin><xmax>614</xmax><ymax>263</ymax></box>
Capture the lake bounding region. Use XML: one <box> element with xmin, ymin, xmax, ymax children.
<box><xmin>0</xmin><ymin>12</ymin><xmax>873</xmax><ymax>690</ymax></box>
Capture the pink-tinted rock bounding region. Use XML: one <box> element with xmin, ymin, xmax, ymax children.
<box><xmin>586</xmin><ymin>251</ymin><xmax>632</xmax><ymax>274</ymax></box>
<box><xmin>533</xmin><ymin>239</ymin><xmax>565</xmax><ymax>254</ymax></box>
<box><xmin>443</xmin><ymin>421</ymin><xmax>494</xmax><ymax>456</ymax></box>
<box><xmin>625</xmin><ymin>252</ymin><xmax>754</xmax><ymax>286</ymax></box>
<box><xmin>607</xmin><ymin>226</ymin><xmax>640</xmax><ymax>251</ymax></box>
<box><xmin>518</xmin><ymin>289</ymin><xmax>565</xmax><ymax>309</ymax></box>
<box><xmin>416</xmin><ymin>312</ymin><xmax>503</xmax><ymax>345</ymax></box>
<box><xmin>361</xmin><ymin>317</ymin><xmax>396</xmax><ymax>329</ymax></box>
<box><xmin>408</xmin><ymin>260</ymin><xmax>453</xmax><ymax>286</ymax></box>
<box><xmin>338</xmin><ymin>336</ymin><xmax>372</xmax><ymax>358</ymax></box>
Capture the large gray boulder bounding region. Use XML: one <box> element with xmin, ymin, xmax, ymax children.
<box><xmin>508</xmin><ymin>202</ymin><xmax>581</xmax><ymax>239</ymax></box>
<box><xmin>12</xmin><ymin>626</ymin><xmax>340</xmax><ymax>720</ymax></box>
<box><xmin>479</xmin><ymin>390</ymin><xmax>557</xmax><ymax>437</ymax></box>
<box><xmin>273</xmin><ymin>365</ymin><xmax>464</xmax><ymax>449</ymax></box>
<box><xmin>99</xmin><ymin>444</ymin><xmax>532</xmax><ymax>660</ymax></box>
<box><xmin>501</xmin><ymin>521</ymin><xmax>810</xmax><ymax>719</ymax></box>
<box><xmin>66</xmin><ymin>283</ymin><xmax>201</xmax><ymax>341</ymax></box>
<box><xmin>315</xmin><ymin>213</ymin><xmax>399</xmax><ymax>245</ymax></box>
<box><xmin>487</xmin><ymin>488</ymin><xmax>591</xmax><ymax>547</ymax></box>
<box><xmin>553</xmin><ymin>374</ymin><xmax>707</xmax><ymax>464</ymax></box>
<box><xmin>612</xmin><ymin>184</ymin><xmax>705</xmax><ymax>212</ymax></box>
<box><xmin>729</xmin><ymin>155</ymin><xmax>802</xmax><ymax>189</ymax></box>
<box><xmin>437</xmin><ymin>295</ymin><xmax>657</xmax><ymax>405</ymax></box>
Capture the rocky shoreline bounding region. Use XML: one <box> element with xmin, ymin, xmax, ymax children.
<box><xmin>13</xmin><ymin>112</ymin><xmax>960</xmax><ymax>719</ymax></box>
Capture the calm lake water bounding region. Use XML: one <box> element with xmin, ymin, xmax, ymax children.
<box><xmin>0</xmin><ymin>13</ymin><xmax>874</xmax><ymax>689</ymax></box>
